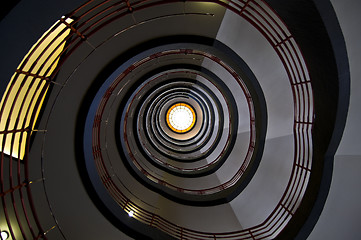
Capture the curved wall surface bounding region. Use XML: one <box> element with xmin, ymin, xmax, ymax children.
<box><xmin>1</xmin><ymin>0</ymin><xmax>360</xmax><ymax>240</ymax></box>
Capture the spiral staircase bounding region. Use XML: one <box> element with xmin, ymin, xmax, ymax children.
<box><xmin>1</xmin><ymin>0</ymin><xmax>360</xmax><ymax>239</ymax></box>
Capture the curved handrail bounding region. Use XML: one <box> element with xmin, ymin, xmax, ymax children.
<box><xmin>0</xmin><ymin>0</ymin><xmax>313</xmax><ymax>239</ymax></box>
<box><xmin>0</xmin><ymin>18</ymin><xmax>74</xmax><ymax>239</ymax></box>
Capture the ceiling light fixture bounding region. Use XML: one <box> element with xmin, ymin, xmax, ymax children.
<box><xmin>166</xmin><ymin>103</ymin><xmax>196</xmax><ymax>133</ymax></box>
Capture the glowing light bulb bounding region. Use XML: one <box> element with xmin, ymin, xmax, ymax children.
<box><xmin>128</xmin><ymin>210</ymin><xmax>134</xmax><ymax>217</ymax></box>
<box><xmin>1</xmin><ymin>231</ymin><xmax>9</xmax><ymax>240</ymax></box>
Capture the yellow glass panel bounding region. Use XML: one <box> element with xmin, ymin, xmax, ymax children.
<box><xmin>29</xmin><ymin>80</ymin><xmax>48</xmax><ymax>130</ymax></box>
<box><xmin>0</xmin><ymin>17</ymin><xmax>73</xmax><ymax>159</ymax></box>
<box><xmin>19</xmin><ymin>18</ymin><xmax>73</xmax><ymax>75</ymax></box>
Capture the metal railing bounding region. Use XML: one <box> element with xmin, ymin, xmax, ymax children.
<box><xmin>1</xmin><ymin>0</ymin><xmax>313</xmax><ymax>239</ymax></box>
<box><xmin>93</xmin><ymin>49</ymin><xmax>257</xmax><ymax>195</ymax></box>
<box><xmin>0</xmin><ymin>18</ymin><xmax>75</xmax><ymax>240</ymax></box>
<box><xmin>88</xmin><ymin>0</ymin><xmax>313</xmax><ymax>239</ymax></box>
